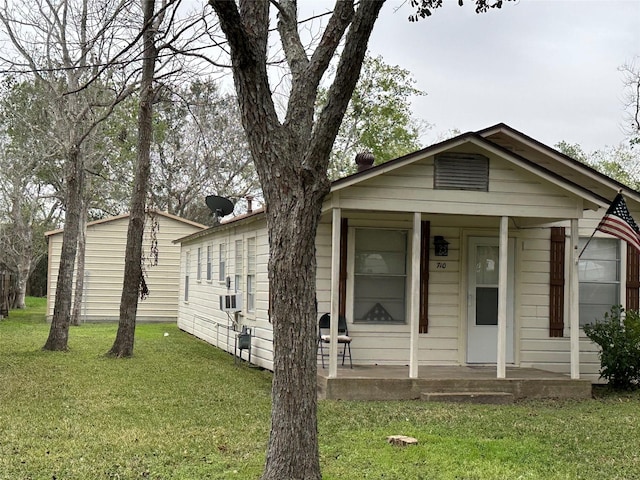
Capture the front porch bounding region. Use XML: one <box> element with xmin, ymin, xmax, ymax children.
<box><xmin>317</xmin><ymin>365</ymin><xmax>592</xmax><ymax>402</ymax></box>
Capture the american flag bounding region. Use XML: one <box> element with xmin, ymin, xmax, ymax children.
<box><xmin>597</xmin><ymin>193</ymin><xmax>640</xmax><ymax>253</ymax></box>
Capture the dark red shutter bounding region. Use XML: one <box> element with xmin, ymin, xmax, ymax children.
<box><xmin>339</xmin><ymin>218</ymin><xmax>348</xmax><ymax>318</ymax></box>
<box><xmin>549</xmin><ymin>227</ymin><xmax>565</xmax><ymax>337</ymax></box>
<box><xmin>419</xmin><ymin>221</ymin><xmax>430</xmax><ymax>334</ymax></box>
<box><xmin>626</xmin><ymin>246</ymin><xmax>640</xmax><ymax>311</ymax></box>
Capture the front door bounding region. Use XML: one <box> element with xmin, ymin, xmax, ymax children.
<box><xmin>466</xmin><ymin>236</ymin><xmax>515</xmax><ymax>364</ymax></box>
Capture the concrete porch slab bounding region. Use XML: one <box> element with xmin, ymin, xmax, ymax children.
<box><xmin>317</xmin><ymin>365</ymin><xmax>592</xmax><ymax>401</ymax></box>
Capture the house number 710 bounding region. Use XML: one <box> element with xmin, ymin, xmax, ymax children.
<box><xmin>436</xmin><ymin>262</ymin><xmax>447</xmax><ymax>269</ymax></box>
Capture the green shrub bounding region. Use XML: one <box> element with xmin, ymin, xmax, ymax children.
<box><xmin>583</xmin><ymin>305</ymin><xmax>640</xmax><ymax>390</ymax></box>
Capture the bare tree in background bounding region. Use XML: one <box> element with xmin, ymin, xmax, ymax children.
<box><xmin>0</xmin><ymin>79</ymin><xmax>61</xmax><ymax>308</ymax></box>
<box><xmin>620</xmin><ymin>59</ymin><xmax>640</xmax><ymax>145</ymax></box>
<box><xmin>151</xmin><ymin>80</ymin><xmax>259</xmax><ymax>224</ymax></box>
<box><xmin>0</xmin><ymin>0</ymin><xmax>139</xmax><ymax>349</ymax></box>
<box><xmin>107</xmin><ymin>0</ymin><xmax>161</xmax><ymax>357</ymax></box>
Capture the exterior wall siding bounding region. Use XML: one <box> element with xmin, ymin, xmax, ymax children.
<box><xmin>337</xmin><ymin>149</ymin><xmax>580</xmax><ymax>218</ymax></box>
<box><xmin>175</xmin><ymin>136</ymin><xmax>640</xmax><ymax>384</ymax></box>
<box><xmin>177</xmin><ymin>217</ymin><xmax>273</xmax><ymax>370</ymax></box>
<box><xmin>46</xmin><ymin>213</ymin><xmax>204</xmax><ymax>323</ymax></box>
<box><xmin>516</xmin><ymin>208</ymin><xmax>640</xmax><ymax>382</ymax></box>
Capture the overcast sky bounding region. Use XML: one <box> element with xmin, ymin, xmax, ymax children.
<box><xmin>313</xmin><ymin>0</ymin><xmax>640</xmax><ymax>152</ymax></box>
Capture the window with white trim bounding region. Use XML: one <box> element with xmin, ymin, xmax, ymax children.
<box><xmin>219</xmin><ymin>243</ymin><xmax>226</xmax><ymax>282</ymax></box>
<box><xmin>578</xmin><ymin>237</ymin><xmax>620</xmax><ymax>326</ymax></box>
<box><xmin>196</xmin><ymin>247</ymin><xmax>202</xmax><ymax>281</ymax></box>
<box><xmin>235</xmin><ymin>239</ymin><xmax>243</xmax><ymax>293</ymax></box>
<box><xmin>184</xmin><ymin>251</ymin><xmax>190</xmax><ymax>302</ymax></box>
<box><xmin>247</xmin><ymin>237</ymin><xmax>256</xmax><ymax>312</ymax></box>
<box><xmin>206</xmin><ymin>245</ymin><xmax>212</xmax><ymax>281</ymax></box>
<box><xmin>354</xmin><ymin>228</ymin><xmax>407</xmax><ymax>323</ymax></box>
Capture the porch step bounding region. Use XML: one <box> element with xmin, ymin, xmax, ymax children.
<box><xmin>421</xmin><ymin>391</ymin><xmax>514</xmax><ymax>404</ymax></box>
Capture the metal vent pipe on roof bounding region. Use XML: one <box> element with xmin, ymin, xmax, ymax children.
<box><xmin>355</xmin><ymin>152</ymin><xmax>374</xmax><ymax>172</ymax></box>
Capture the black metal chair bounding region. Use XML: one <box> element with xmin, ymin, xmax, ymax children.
<box><xmin>317</xmin><ymin>313</ymin><xmax>352</xmax><ymax>368</ymax></box>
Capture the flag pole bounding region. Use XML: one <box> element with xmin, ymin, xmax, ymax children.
<box><xmin>579</xmin><ymin>189</ymin><xmax>625</xmax><ymax>259</ymax></box>
<box><xmin>577</xmin><ymin>229</ymin><xmax>596</xmax><ymax>260</ymax></box>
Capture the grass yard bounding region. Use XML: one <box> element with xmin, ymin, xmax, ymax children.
<box><xmin>1</xmin><ymin>298</ymin><xmax>639</xmax><ymax>479</ymax></box>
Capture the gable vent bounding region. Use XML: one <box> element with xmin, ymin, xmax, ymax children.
<box><xmin>434</xmin><ymin>153</ymin><xmax>489</xmax><ymax>191</ymax></box>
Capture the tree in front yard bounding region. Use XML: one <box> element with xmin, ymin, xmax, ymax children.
<box><xmin>207</xmin><ymin>1</ymin><xmax>511</xmax><ymax>478</ymax></box>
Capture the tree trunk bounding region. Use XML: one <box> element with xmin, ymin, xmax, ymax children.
<box><xmin>13</xmin><ymin>254</ymin><xmax>30</xmax><ymax>310</ymax></box>
<box><xmin>8</xmin><ymin>186</ymin><xmax>32</xmax><ymax>310</ymax></box>
<box><xmin>44</xmin><ymin>146</ymin><xmax>84</xmax><ymax>351</ymax></box>
<box><xmin>108</xmin><ymin>0</ymin><xmax>156</xmax><ymax>357</ymax></box>
<box><xmin>71</xmin><ymin>198</ymin><xmax>88</xmax><ymax>326</ymax></box>
<box><xmin>209</xmin><ymin>2</ymin><xmax>385</xmax><ymax>478</ymax></box>
<box><xmin>261</xmin><ymin>174</ymin><xmax>325</xmax><ymax>480</ymax></box>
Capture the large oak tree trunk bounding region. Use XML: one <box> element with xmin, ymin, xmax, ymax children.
<box><xmin>108</xmin><ymin>0</ymin><xmax>156</xmax><ymax>358</ymax></box>
<box><xmin>209</xmin><ymin>1</ymin><xmax>385</xmax><ymax>478</ymax></box>
<box><xmin>261</xmin><ymin>162</ymin><xmax>327</xmax><ymax>479</ymax></box>
<box><xmin>44</xmin><ymin>146</ymin><xmax>84</xmax><ymax>350</ymax></box>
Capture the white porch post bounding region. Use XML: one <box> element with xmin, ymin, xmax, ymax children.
<box><xmin>569</xmin><ymin>218</ymin><xmax>580</xmax><ymax>379</ymax></box>
<box><xmin>329</xmin><ymin>208</ymin><xmax>341</xmax><ymax>378</ymax></box>
<box><xmin>409</xmin><ymin>212</ymin><xmax>421</xmax><ymax>379</ymax></box>
<box><xmin>497</xmin><ymin>216</ymin><xmax>509</xmax><ymax>379</ymax></box>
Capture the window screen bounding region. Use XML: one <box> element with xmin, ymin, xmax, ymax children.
<box><xmin>579</xmin><ymin>238</ymin><xmax>620</xmax><ymax>326</ymax></box>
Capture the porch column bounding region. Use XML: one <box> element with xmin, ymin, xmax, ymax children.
<box><xmin>409</xmin><ymin>212</ymin><xmax>421</xmax><ymax>378</ymax></box>
<box><xmin>329</xmin><ymin>208</ymin><xmax>341</xmax><ymax>378</ymax></box>
<box><xmin>569</xmin><ymin>218</ymin><xmax>580</xmax><ymax>379</ymax></box>
<box><xmin>497</xmin><ymin>216</ymin><xmax>509</xmax><ymax>379</ymax></box>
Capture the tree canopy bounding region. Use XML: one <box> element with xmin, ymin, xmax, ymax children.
<box><xmin>321</xmin><ymin>54</ymin><xmax>428</xmax><ymax>179</ymax></box>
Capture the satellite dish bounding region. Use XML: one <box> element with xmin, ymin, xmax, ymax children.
<box><xmin>205</xmin><ymin>195</ymin><xmax>234</xmax><ymax>223</ymax></box>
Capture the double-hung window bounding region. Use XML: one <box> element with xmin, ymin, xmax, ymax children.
<box><xmin>219</xmin><ymin>243</ymin><xmax>226</xmax><ymax>282</ymax></box>
<box><xmin>354</xmin><ymin>228</ymin><xmax>407</xmax><ymax>323</ymax></box>
<box><xmin>578</xmin><ymin>237</ymin><xmax>620</xmax><ymax>326</ymax></box>
<box><xmin>184</xmin><ymin>252</ymin><xmax>190</xmax><ymax>301</ymax></box>
<box><xmin>247</xmin><ymin>237</ymin><xmax>256</xmax><ymax>313</ymax></box>
<box><xmin>235</xmin><ymin>239</ymin><xmax>243</xmax><ymax>293</ymax></box>
<box><xmin>206</xmin><ymin>245</ymin><xmax>212</xmax><ymax>281</ymax></box>
<box><xmin>196</xmin><ymin>247</ymin><xmax>202</xmax><ymax>281</ymax></box>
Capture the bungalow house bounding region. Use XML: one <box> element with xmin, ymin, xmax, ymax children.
<box><xmin>46</xmin><ymin>211</ymin><xmax>206</xmax><ymax>323</ymax></box>
<box><xmin>174</xmin><ymin>124</ymin><xmax>640</xmax><ymax>389</ymax></box>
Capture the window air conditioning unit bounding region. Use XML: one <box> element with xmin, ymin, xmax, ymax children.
<box><xmin>220</xmin><ymin>293</ymin><xmax>242</xmax><ymax>312</ymax></box>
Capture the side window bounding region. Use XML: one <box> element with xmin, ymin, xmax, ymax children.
<box><xmin>184</xmin><ymin>251</ymin><xmax>190</xmax><ymax>301</ymax></box>
<box><xmin>206</xmin><ymin>245</ymin><xmax>212</xmax><ymax>281</ymax></box>
<box><xmin>235</xmin><ymin>239</ymin><xmax>243</xmax><ymax>293</ymax></box>
<box><xmin>219</xmin><ymin>243</ymin><xmax>226</xmax><ymax>282</ymax></box>
<box><xmin>247</xmin><ymin>237</ymin><xmax>256</xmax><ymax>312</ymax></box>
<box><xmin>196</xmin><ymin>247</ymin><xmax>202</xmax><ymax>281</ymax></box>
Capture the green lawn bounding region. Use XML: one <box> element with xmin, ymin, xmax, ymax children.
<box><xmin>1</xmin><ymin>298</ymin><xmax>639</xmax><ymax>479</ymax></box>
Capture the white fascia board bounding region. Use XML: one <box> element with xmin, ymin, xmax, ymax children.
<box><xmin>480</xmin><ymin>126</ymin><xmax>640</xmax><ymax>204</ymax></box>
<box><xmin>465</xmin><ymin>137</ymin><xmax>606</xmax><ymax>212</ymax></box>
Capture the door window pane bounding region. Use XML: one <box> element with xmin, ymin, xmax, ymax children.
<box><xmin>475</xmin><ymin>246</ymin><xmax>499</xmax><ymax>285</ymax></box>
<box><xmin>476</xmin><ymin>287</ymin><xmax>498</xmax><ymax>325</ymax></box>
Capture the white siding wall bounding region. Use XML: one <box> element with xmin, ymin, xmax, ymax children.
<box><xmin>318</xmin><ymin>209</ymin><xmax>610</xmax><ymax>381</ymax></box>
<box><xmin>517</xmin><ymin>208</ymin><xmax>640</xmax><ymax>382</ymax></box>
<box><xmin>177</xmin><ymin>217</ymin><xmax>273</xmax><ymax>370</ymax></box>
<box><xmin>174</xmin><ymin>144</ymin><xmax>640</xmax><ymax>383</ymax></box>
<box><xmin>46</xmin><ymin>213</ymin><xmax>203</xmax><ymax>322</ymax></box>
<box><xmin>337</xmin><ymin>149</ymin><xmax>580</xmax><ymax>219</ymax></box>
<box><xmin>321</xmin><ymin>148</ymin><xmax>632</xmax><ymax>381</ymax></box>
